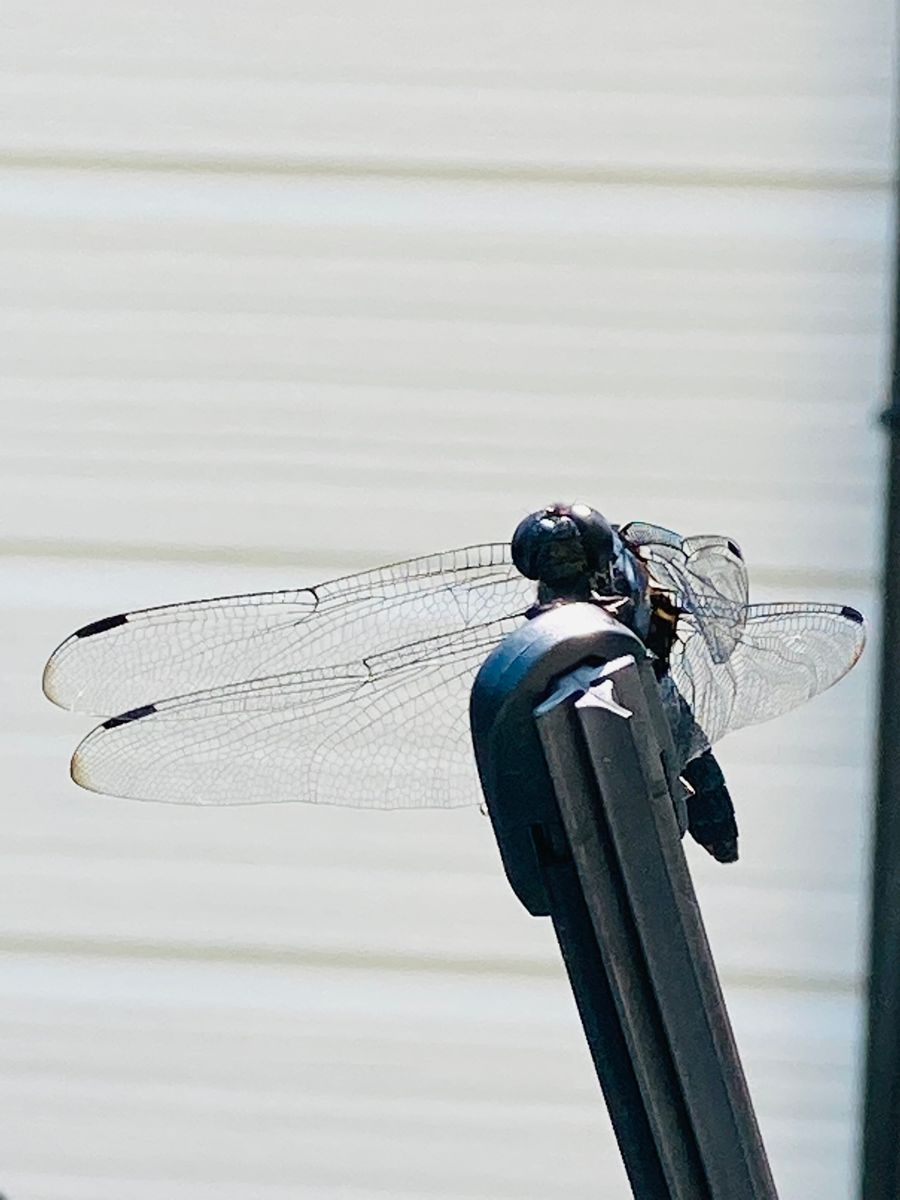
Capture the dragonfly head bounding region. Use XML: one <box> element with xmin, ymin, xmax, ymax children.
<box><xmin>512</xmin><ymin>503</ymin><xmax>615</xmax><ymax>600</ymax></box>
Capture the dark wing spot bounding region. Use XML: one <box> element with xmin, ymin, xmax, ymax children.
<box><xmin>726</xmin><ymin>540</ymin><xmax>743</xmax><ymax>559</ymax></box>
<box><xmin>76</xmin><ymin>613</ymin><xmax>129</xmax><ymax>638</ymax></box>
<box><xmin>103</xmin><ymin>704</ymin><xmax>157</xmax><ymax>729</ymax></box>
<box><xmin>840</xmin><ymin>606</ymin><xmax>865</xmax><ymax>624</ymax></box>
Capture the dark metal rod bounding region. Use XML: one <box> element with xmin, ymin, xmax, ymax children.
<box><xmin>860</xmin><ymin>171</ymin><xmax>900</xmax><ymax>1195</ymax></box>
<box><xmin>536</xmin><ymin>833</ymin><xmax>676</xmax><ymax>1199</ymax></box>
<box><xmin>536</xmin><ymin>718</ymin><xmax>709</xmax><ymax>1198</ymax></box>
<box><xmin>573</xmin><ymin>662</ymin><xmax>777</xmax><ymax>1199</ymax></box>
<box><xmin>471</xmin><ymin>607</ymin><xmax>778</xmax><ymax>1197</ymax></box>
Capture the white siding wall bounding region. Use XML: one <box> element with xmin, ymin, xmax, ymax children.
<box><xmin>0</xmin><ymin>4</ymin><xmax>894</xmax><ymax>1197</ymax></box>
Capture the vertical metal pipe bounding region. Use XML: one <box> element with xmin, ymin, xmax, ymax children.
<box><xmin>860</xmin><ymin>170</ymin><xmax>900</xmax><ymax>1197</ymax></box>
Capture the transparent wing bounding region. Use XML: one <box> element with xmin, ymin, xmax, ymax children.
<box><xmin>70</xmin><ymin>618</ymin><xmax>520</xmax><ymax>808</ymax></box>
<box><xmin>670</xmin><ymin>600</ymin><xmax>866</xmax><ymax>751</ymax></box>
<box><xmin>620</xmin><ymin>522</ymin><xmax>748</xmax><ymax>664</ymax></box>
<box><xmin>44</xmin><ymin>544</ymin><xmax>532</xmax><ymax>717</ymax></box>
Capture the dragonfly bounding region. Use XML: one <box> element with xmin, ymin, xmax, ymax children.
<box><xmin>43</xmin><ymin>504</ymin><xmax>865</xmax><ymax>859</ymax></box>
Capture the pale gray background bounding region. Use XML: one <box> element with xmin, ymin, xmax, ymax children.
<box><xmin>0</xmin><ymin>3</ymin><xmax>895</xmax><ymax>1197</ymax></box>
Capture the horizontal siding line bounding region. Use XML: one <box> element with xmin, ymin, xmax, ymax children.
<box><xmin>1</xmin><ymin>238</ymin><xmax>890</xmax><ymax>277</ymax></box>
<box><xmin>1</xmin><ymin>467</ymin><xmax>878</xmax><ymax>510</ymax></box>
<box><xmin>0</xmin><ymin>305</ymin><xmax>886</xmax><ymax>338</ymax></box>
<box><xmin>3</xmin><ymin>405</ymin><xmax>881</xmax><ymax>429</ymax></box>
<box><xmin>1</xmin><ymin>377</ymin><xmax>884</xmax><ymax>410</ymax></box>
<box><xmin>2</xmin><ymin>262</ymin><xmax>891</xmax><ymax>285</ymax></box>
<box><xmin>0</xmin><ymin>449</ymin><xmax>877</xmax><ymax>479</ymax></box>
<box><xmin>0</xmin><ymin>933</ymin><xmax>862</xmax><ymax>996</ymax></box>
<box><xmin>2</xmin><ymin>64</ymin><xmax>892</xmax><ymax>94</ymax></box>
<box><xmin>0</xmin><ymin>366</ymin><xmax>887</xmax><ymax>393</ymax></box>
<box><xmin>0</xmin><ymin>538</ymin><xmax>877</xmax><ymax>591</ymax></box>
<box><xmin>0</xmin><ymin>150</ymin><xmax>892</xmax><ymax>192</ymax></box>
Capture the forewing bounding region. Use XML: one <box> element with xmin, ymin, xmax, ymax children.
<box><xmin>670</xmin><ymin>601</ymin><xmax>866</xmax><ymax>748</ymax></box>
<box><xmin>44</xmin><ymin>544</ymin><xmax>531</xmax><ymax>717</ymax></box>
<box><xmin>620</xmin><ymin>521</ymin><xmax>748</xmax><ymax>663</ymax></box>
<box><xmin>70</xmin><ymin>618</ymin><xmax>520</xmax><ymax>808</ymax></box>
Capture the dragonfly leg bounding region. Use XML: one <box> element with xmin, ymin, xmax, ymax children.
<box><xmin>682</xmin><ymin>750</ymin><xmax>739</xmax><ymax>864</ymax></box>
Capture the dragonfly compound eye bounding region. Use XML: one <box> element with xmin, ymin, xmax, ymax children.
<box><xmin>511</xmin><ymin>503</ymin><xmax>615</xmax><ymax>587</ymax></box>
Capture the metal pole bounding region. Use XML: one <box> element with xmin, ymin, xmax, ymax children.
<box><xmin>471</xmin><ymin>603</ymin><xmax>778</xmax><ymax>1198</ymax></box>
<box><xmin>860</xmin><ymin>162</ymin><xmax>900</xmax><ymax>1195</ymax></box>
